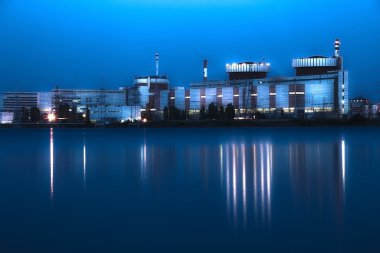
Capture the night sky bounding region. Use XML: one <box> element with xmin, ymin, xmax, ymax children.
<box><xmin>0</xmin><ymin>0</ymin><xmax>379</xmax><ymax>101</ymax></box>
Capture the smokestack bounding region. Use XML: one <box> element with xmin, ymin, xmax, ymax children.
<box><xmin>203</xmin><ymin>59</ymin><xmax>208</xmax><ymax>82</ymax></box>
<box><xmin>334</xmin><ymin>39</ymin><xmax>341</xmax><ymax>57</ymax></box>
<box><xmin>155</xmin><ymin>52</ymin><xmax>159</xmax><ymax>76</ymax></box>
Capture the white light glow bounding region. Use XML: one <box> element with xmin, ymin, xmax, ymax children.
<box><xmin>48</xmin><ymin>113</ymin><xmax>56</xmax><ymax>122</ymax></box>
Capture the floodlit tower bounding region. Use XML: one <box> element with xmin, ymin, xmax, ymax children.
<box><xmin>155</xmin><ymin>52</ymin><xmax>159</xmax><ymax>76</ymax></box>
<box><xmin>335</xmin><ymin>39</ymin><xmax>341</xmax><ymax>57</ymax></box>
<box><xmin>203</xmin><ymin>59</ymin><xmax>208</xmax><ymax>82</ymax></box>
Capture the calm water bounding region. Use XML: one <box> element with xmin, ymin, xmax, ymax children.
<box><xmin>0</xmin><ymin>127</ymin><xmax>379</xmax><ymax>252</ymax></box>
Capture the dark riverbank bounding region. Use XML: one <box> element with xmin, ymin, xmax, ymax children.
<box><xmin>1</xmin><ymin>119</ymin><xmax>380</xmax><ymax>128</ymax></box>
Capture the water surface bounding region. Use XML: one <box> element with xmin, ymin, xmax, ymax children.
<box><xmin>0</xmin><ymin>127</ymin><xmax>379</xmax><ymax>252</ymax></box>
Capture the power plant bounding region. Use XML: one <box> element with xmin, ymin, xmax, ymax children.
<box><xmin>0</xmin><ymin>40</ymin><xmax>360</xmax><ymax>124</ymax></box>
<box><xmin>130</xmin><ymin>39</ymin><xmax>349</xmax><ymax>119</ymax></box>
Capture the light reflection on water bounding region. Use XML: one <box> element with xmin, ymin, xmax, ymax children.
<box><xmin>221</xmin><ymin>142</ymin><xmax>273</xmax><ymax>228</ymax></box>
<box><xmin>0</xmin><ymin>128</ymin><xmax>377</xmax><ymax>252</ymax></box>
<box><xmin>125</xmin><ymin>130</ymin><xmax>348</xmax><ymax>230</ymax></box>
<box><xmin>50</xmin><ymin>128</ymin><xmax>54</xmax><ymax>200</ymax></box>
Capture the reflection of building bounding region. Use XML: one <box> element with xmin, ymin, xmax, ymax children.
<box><xmin>289</xmin><ymin>138</ymin><xmax>346</xmax><ymax>221</ymax></box>
<box><xmin>220</xmin><ymin>143</ymin><xmax>273</xmax><ymax>227</ymax></box>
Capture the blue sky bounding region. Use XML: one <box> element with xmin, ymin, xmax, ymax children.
<box><xmin>0</xmin><ymin>0</ymin><xmax>379</xmax><ymax>100</ymax></box>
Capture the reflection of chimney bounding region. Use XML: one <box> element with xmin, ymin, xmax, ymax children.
<box><xmin>155</xmin><ymin>53</ymin><xmax>159</xmax><ymax>76</ymax></box>
<box><xmin>334</xmin><ymin>39</ymin><xmax>341</xmax><ymax>57</ymax></box>
<box><xmin>203</xmin><ymin>59</ymin><xmax>208</xmax><ymax>82</ymax></box>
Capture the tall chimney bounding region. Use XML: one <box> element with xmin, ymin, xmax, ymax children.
<box><xmin>155</xmin><ymin>53</ymin><xmax>159</xmax><ymax>76</ymax></box>
<box><xmin>203</xmin><ymin>59</ymin><xmax>208</xmax><ymax>82</ymax></box>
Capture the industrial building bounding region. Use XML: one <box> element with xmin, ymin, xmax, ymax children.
<box><xmin>1</xmin><ymin>92</ymin><xmax>52</xmax><ymax>112</ymax></box>
<box><xmin>349</xmin><ymin>96</ymin><xmax>379</xmax><ymax>119</ymax></box>
<box><xmin>50</xmin><ymin>89</ymin><xmax>140</xmax><ymax>123</ymax></box>
<box><xmin>1</xmin><ymin>40</ymin><xmax>350</xmax><ymax>123</ymax></box>
<box><xmin>149</xmin><ymin>39</ymin><xmax>349</xmax><ymax>119</ymax></box>
<box><xmin>0</xmin><ymin>89</ymin><xmax>141</xmax><ymax>123</ymax></box>
<box><xmin>0</xmin><ymin>92</ymin><xmax>52</xmax><ymax>123</ymax></box>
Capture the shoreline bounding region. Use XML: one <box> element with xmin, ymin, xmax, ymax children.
<box><xmin>1</xmin><ymin>119</ymin><xmax>380</xmax><ymax>128</ymax></box>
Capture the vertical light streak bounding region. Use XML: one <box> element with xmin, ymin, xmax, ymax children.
<box><xmin>140</xmin><ymin>144</ymin><xmax>147</xmax><ymax>182</ymax></box>
<box><xmin>242</xmin><ymin>144</ymin><xmax>247</xmax><ymax>227</ymax></box>
<box><xmin>220</xmin><ymin>144</ymin><xmax>224</xmax><ymax>187</ymax></box>
<box><xmin>83</xmin><ymin>144</ymin><xmax>86</xmax><ymax>189</ymax></box>
<box><xmin>266</xmin><ymin>143</ymin><xmax>272</xmax><ymax>224</ymax></box>
<box><xmin>232</xmin><ymin>144</ymin><xmax>237</xmax><ymax>227</ymax></box>
<box><xmin>253</xmin><ymin>144</ymin><xmax>258</xmax><ymax>220</ymax></box>
<box><xmin>226</xmin><ymin>144</ymin><xmax>230</xmax><ymax>218</ymax></box>
<box><xmin>341</xmin><ymin>140</ymin><xmax>346</xmax><ymax>194</ymax></box>
<box><xmin>260</xmin><ymin>144</ymin><xmax>265</xmax><ymax>220</ymax></box>
<box><xmin>50</xmin><ymin>128</ymin><xmax>54</xmax><ymax>200</ymax></box>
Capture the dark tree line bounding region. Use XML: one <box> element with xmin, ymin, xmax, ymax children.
<box><xmin>162</xmin><ymin>103</ymin><xmax>235</xmax><ymax>121</ymax></box>
<box><xmin>163</xmin><ymin>106</ymin><xmax>187</xmax><ymax>120</ymax></box>
<box><xmin>20</xmin><ymin>107</ymin><xmax>41</xmax><ymax>123</ymax></box>
<box><xmin>200</xmin><ymin>103</ymin><xmax>235</xmax><ymax>120</ymax></box>
<box><xmin>18</xmin><ymin>104</ymin><xmax>90</xmax><ymax>123</ymax></box>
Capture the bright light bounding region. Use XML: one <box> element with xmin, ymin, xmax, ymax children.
<box><xmin>48</xmin><ymin>113</ymin><xmax>56</xmax><ymax>122</ymax></box>
<box><xmin>142</xmin><ymin>118</ymin><xmax>147</xmax><ymax>123</ymax></box>
<box><xmin>83</xmin><ymin>114</ymin><xmax>87</xmax><ymax>118</ymax></box>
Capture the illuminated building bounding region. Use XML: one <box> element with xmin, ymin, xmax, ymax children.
<box><xmin>163</xmin><ymin>39</ymin><xmax>349</xmax><ymax>118</ymax></box>
<box><xmin>1</xmin><ymin>40</ymin><xmax>350</xmax><ymax>122</ymax></box>
<box><xmin>51</xmin><ymin>89</ymin><xmax>141</xmax><ymax>123</ymax></box>
<box><xmin>0</xmin><ymin>92</ymin><xmax>52</xmax><ymax>123</ymax></box>
<box><xmin>349</xmin><ymin>96</ymin><xmax>378</xmax><ymax>119</ymax></box>
<box><xmin>226</xmin><ymin>62</ymin><xmax>270</xmax><ymax>80</ymax></box>
<box><xmin>1</xmin><ymin>92</ymin><xmax>52</xmax><ymax>112</ymax></box>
